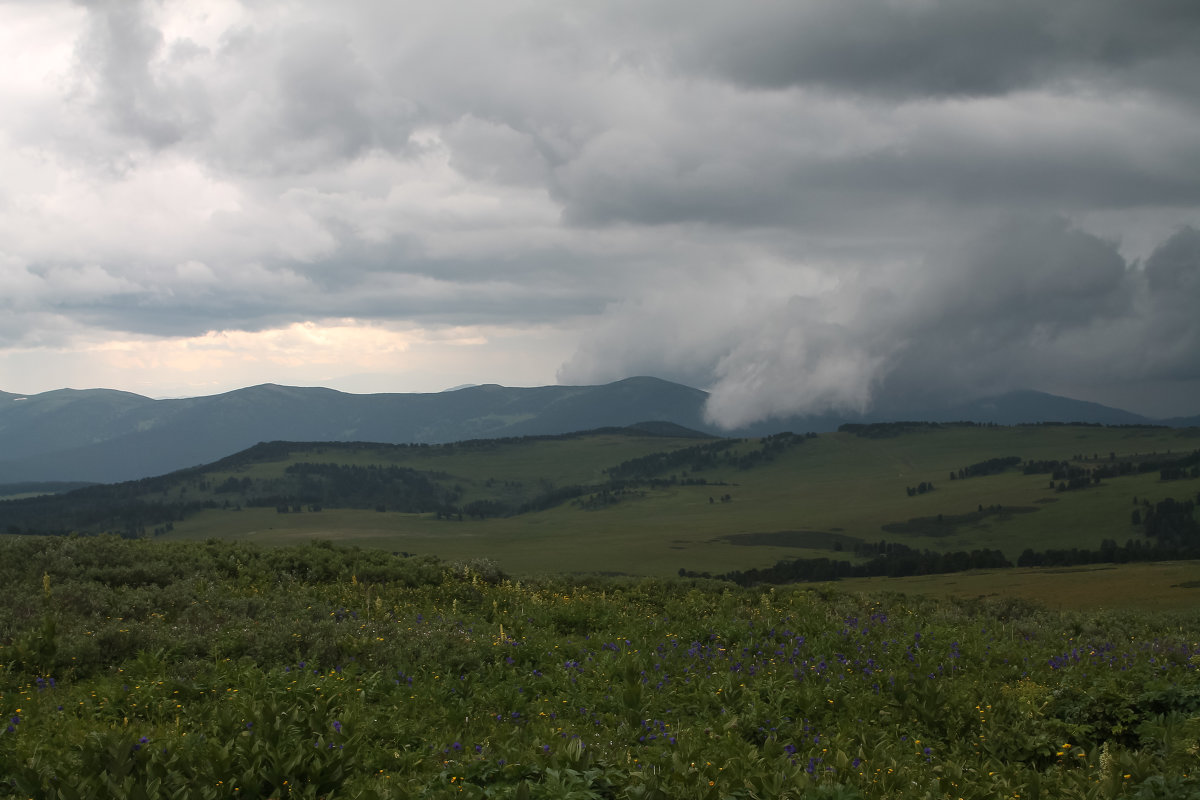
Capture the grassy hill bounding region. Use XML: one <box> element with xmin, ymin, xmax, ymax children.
<box><xmin>170</xmin><ymin>422</ymin><xmax>1200</xmax><ymax>577</ymax></box>
<box><xmin>5</xmin><ymin>422</ymin><xmax>1197</xmax><ymax>583</ymax></box>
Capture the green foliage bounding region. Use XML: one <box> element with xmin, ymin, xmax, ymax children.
<box><xmin>1</xmin><ymin>536</ymin><xmax>1198</xmax><ymax>797</ymax></box>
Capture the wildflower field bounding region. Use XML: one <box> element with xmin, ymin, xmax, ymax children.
<box><xmin>1</xmin><ymin>535</ymin><xmax>1198</xmax><ymax>799</ymax></box>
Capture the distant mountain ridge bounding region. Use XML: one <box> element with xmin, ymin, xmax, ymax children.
<box><xmin>0</xmin><ymin>378</ymin><xmax>710</xmax><ymax>483</ymax></box>
<box><xmin>0</xmin><ymin>377</ymin><xmax>1189</xmax><ymax>484</ymax></box>
<box><xmin>906</xmin><ymin>390</ymin><xmax>1153</xmax><ymax>427</ymax></box>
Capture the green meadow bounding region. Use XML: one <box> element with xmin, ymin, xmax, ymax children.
<box><xmin>155</xmin><ymin>424</ymin><xmax>1200</xmax><ymax>579</ymax></box>
<box><xmin>839</xmin><ymin>561</ymin><xmax>1200</xmax><ymax>612</ymax></box>
<box><xmin>2</xmin><ymin>425</ymin><xmax>1200</xmax><ymax>797</ymax></box>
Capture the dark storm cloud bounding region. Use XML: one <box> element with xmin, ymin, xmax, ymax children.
<box><xmin>549</xmin><ymin>85</ymin><xmax>1200</xmax><ymax>230</ymax></box>
<box><xmin>539</xmin><ymin>1</ymin><xmax>1200</xmax><ymax>227</ymax></box>
<box><xmin>915</xmin><ymin>218</ymin><xmax>1132</xmax><ymax>334</ymax></box>
<box><xmin>567</xmin><ymin>218</ymin><xmax>1200</xmax><ymax>426</ymax></box>
<box><xmin>1139</xmin><ymin>226</ymin><xmax>1200</xmax><ymax>377</ymax></box>
<box><xmin>888</xmin><ymin>222</ymin><xmax>1200</xmax><ymax>401</ymax></box>
<box><xmin>670</xmin><ymin>0</ymin><xmax>1200</xmax><ymax>100</ymax></box>
<box><xmin>872</xmin><ymin>218</ymin><xmax>1139</xmax><ymax>408</ymax></box>
<box><xmin>1146</xmin><ymin>226</ymin><xmax>1200</xmax><ymax>296</ymax></box>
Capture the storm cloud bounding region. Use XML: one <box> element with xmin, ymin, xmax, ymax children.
<box><xmin>1</xmin><ymin>0</ymin><xmax>1198</xmax><ymax>416</ymax></box>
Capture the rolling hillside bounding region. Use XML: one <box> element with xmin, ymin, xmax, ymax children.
<box><xmin>4</xmin><ymin>422</ymin><xmax>1197</xmax><ymax>579</ymax></box>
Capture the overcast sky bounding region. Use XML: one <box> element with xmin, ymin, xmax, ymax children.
<box><xmin>2</xmin><ymin>0</ymin><xmax>1199</xmax><ymax>422</ymax></box>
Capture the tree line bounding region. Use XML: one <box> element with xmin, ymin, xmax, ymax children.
<box><xmin>605</xmin><ymin>432</ymin><xmax>812</xmax><ymax>481</ymax></box>
<box><xmin>681</xmin><ymin>492</ymin><xmax>1199</xmax><ymax>587</ymax></box>
<box><xmin>679</xmin><ymin>541</ymin><xmax>1012</xmax><ymax>585</ymax></box>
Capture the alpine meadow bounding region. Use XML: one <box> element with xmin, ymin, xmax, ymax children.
<box><xmin>2</xmin><ymin>420</ymin><xmax>1200</xmax><ymax>798</ymax></box>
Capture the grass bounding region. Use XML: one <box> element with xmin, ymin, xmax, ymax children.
<box><xmin>164</xmin><ymin>425</ymin><xmax>1200</xmax><ymax>582</ymax></box>
<box><xmin>4</xmin><ymin>426</ymin><xmax>1198</xmax><ymax>797</ymax></box>
<box><xmin>839</xmin><ymin>561</ymin><xmax>1200</xmax><ymax>612</ymax></box>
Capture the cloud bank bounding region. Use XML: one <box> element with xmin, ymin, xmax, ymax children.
<box><xmin>0</xmin><ymin>1</ymin><xmax>1197</xmax><ymax>417</ymax></box>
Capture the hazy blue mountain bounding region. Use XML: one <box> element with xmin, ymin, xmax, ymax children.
<box><xmin>904</xmin><ymin>390</ymin><xmax>1153</xmax><ymax>427</ymax></box>
<box><xmin>723</xmin><ymin>390</ymin><xmax>1156</xmax><ymax>436</ymax></box>
<box><xmin>0</xmin><ymin>377</ymin><xmax>1182</xmax><ymax>483</ymax></box>
<box><xmin>0</xmin><ymin>378</ymin><xmax>711</xmax><ymax>483</ymax></box>
<box><xmin>0</xmin><ymin>388</ymin><xmax>161</xmax><ymax>461</ymax></box>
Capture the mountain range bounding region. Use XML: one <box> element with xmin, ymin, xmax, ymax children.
<box><xmin>0</xmin><ymin>377</ymin><xmax>1195</xmax><ymax>484</ymax></box>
